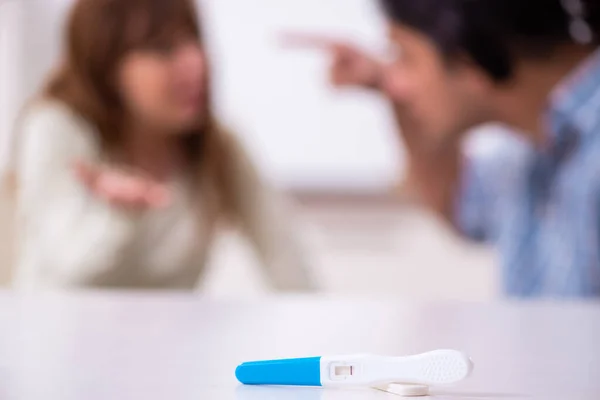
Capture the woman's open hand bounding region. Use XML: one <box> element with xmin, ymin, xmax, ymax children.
<box><xmin>74</xmin><ymin>161</ymin><xmax>170</xmax><ymax>209</ymax></box>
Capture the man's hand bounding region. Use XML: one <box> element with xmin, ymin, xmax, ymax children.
<box><xmin>281</xmin><ymin>33</ymin><xmax>384</xmax><ymax>89</ymax></box>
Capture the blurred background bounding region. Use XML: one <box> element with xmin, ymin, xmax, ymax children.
<box><xmin>0</xmin><ymin>0</ymin><xmax>500</xmax><ymax>300</ymax></box>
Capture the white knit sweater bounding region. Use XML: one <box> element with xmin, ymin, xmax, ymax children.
<box><xmin>9</xmin><ymin>100</ymin><xmax>314</xmax><ymax>291</ymax></box>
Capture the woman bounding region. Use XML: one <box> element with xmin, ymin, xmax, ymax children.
<box><xmin>10</xmin><ymin>0</ymin><xmax>315</xmax><ymax>290</ymax></box>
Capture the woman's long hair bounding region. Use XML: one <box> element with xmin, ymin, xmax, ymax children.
<box><xmin>44</xmin><ymin>0</ymin><xmax>227</xmax><ymax>192</ymax></box>
<box><xmin>40</xmin><ymin>0</ymin><xmax>233</xmax><ymax>213</ymax></box>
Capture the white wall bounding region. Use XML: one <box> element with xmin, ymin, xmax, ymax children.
<box><xmin>201</xmin><ymin>0</ymin><xmax>402</xmax><ymax>190</ymax></box>
<box><xmin>0</xmin><ymin>0</ymin><xmax>402</xmax><ymax>191</ymax></box>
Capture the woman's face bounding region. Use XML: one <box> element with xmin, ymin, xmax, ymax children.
<box><xmin>117</xmin><ymin>36</ymin><xmax>207</xmax><ymax>134</ymax></box>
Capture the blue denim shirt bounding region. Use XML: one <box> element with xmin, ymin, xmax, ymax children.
<box><xmin>457</xmin><ymin>49</ymin><xmax>600</xmax><ymax>298</ymax></box>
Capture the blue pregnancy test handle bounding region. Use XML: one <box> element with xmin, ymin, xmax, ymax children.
<box><xmin>235</xmin><ymin>357</ymin><xmax>322</xmax><ymax>386</ymax></box>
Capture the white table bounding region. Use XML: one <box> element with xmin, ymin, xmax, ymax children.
<box><xmin>0</xmin><ymin>293</ymin><xmax>598</xmax><ymax>399</ymax></box>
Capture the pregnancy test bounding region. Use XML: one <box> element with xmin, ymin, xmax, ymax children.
<box><xmin>235</xmin><ymin>349</ymin><xmax>473</xmax><ymax>387</ymax></box>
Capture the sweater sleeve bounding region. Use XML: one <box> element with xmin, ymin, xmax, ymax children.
<box><xmin>221</xmin><ymin>132</ymin><xmax>317</xmax><ymax>292</ymax></box>
<box><xmin>14</xmin><ymin>102</ymin><xmax>142</xmax><ymax>287</ymax></box>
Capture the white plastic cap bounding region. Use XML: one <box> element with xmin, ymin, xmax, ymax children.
<box><xmin>385</xmin><ymin>383</ymin><xmax>430</xmax><ymax>397</ymax></box>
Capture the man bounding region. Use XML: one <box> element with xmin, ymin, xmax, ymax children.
<box><xmin>289</xmin><ymin>0</ymin><xmax>600</xmax><ymax>297</ymax></box>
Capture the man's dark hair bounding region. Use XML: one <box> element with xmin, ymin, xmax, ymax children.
<box><xmin>379</xmin><ymin>0</ymin><xmax>600</xmax><ymax>81</ymax></box>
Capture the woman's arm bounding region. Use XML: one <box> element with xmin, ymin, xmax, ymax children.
<box><xmin>220</xmin><ymin>131</ymin><xmax>317</xmax><ymax>291</ymax></box>
<box><xmin>15</xmin><ymin>103</ymin><xmax>142</xmax><ymax>286</ymax></box>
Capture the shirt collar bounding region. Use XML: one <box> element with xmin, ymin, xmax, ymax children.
<box><xmin>546</xmin><ymin>48</ymin><xmax>600</xmax><ymax>150</ymax></box>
